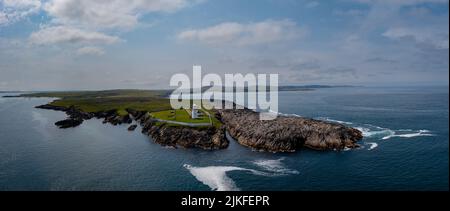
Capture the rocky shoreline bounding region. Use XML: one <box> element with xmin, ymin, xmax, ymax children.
<box><xmin>35</xmin><ymin>103</ymin><xmax>363</xmax><ymax>152</ymax></box>
<box><xmin>35</xmin><ymin>104</ymin><xmax>229</xmax><ymax>150</ymax></box>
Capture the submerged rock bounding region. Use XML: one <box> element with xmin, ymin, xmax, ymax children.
<box><xmin>217</xmin><ymin>109</ymin><xmax>363</xmax><ymax>152</ymax></box>
<box><xmin>128</xmin><ymin>124</ymin><xmax>138</xmax><ymax>131</ymax></box>
<box><xmin>55</xmin><ymin>118</ymin><xmax>83</xmax><ymax>129</ymax></box>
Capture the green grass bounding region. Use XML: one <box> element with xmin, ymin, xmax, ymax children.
<box><xmin>24</xmin><ymin>90</ymin><xmax>172</xmax><ymax>116</ymax></box>
<box><xmin>49</xmin><ymin>97</ymin><xmax>172</xmax><ymax>115</ymax></box>
<box><xmin>150</xmin><ymin>109</ymin><xmax>211</xmax><ymax>124</ymax></box>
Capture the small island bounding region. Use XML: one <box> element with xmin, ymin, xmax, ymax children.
<box><xmin>9</xmin><ymin>90</ymin><xmax>363</xmax><ymax>152</ymax></box>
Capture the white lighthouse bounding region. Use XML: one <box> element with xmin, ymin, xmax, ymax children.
<box><xmin>192</xmin><ymin>104</ymin><xmax>199</xmax><ymax>119</ymax></box>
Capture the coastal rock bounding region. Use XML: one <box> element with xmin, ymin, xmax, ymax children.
<box><xmin>55</xmin><ymin>118</ymin><xmax>83</xmax><ymax>129</ymax></box>
<box><xmin>128</xmin><ymin>124</ymin><xmax>138</xmax><ymax>131</ymax></box>
<box><xmin>217</xmin><ymin>109</ymin><xmax>363</xmax><ymax>152</ymax></box>
<box><xmin>35</xmin><ymin>104</ymin><xmax>67</xmax><ymax>111</ymax></box>
<box><xmin>140</xmin><ymin>121</ymin><xmax>228</xmax><ymax>150</ymax></box>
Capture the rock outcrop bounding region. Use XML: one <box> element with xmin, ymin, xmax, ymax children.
<box><xmin>217</xmin><ymin>109</ymin><xmax>363</xmax><ymax>152</ymax></box>
<box><xmin>128</xmin><ymin>124</ymin><xmax>138</xmax><ymax>131</ymax></box>
<box><xmin>36</xmin><ymin>104</ymin><xmax>133</xmax><ymax>127</ymax></box>
<box><xmin>55</xmin><ymin>118</ymin><xmax>83</xmax><ymax>129</ymax></box>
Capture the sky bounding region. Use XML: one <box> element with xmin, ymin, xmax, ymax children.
<box><xmin>0</xmin><ymin>0</ymin><xmax>448</xmax><ymax>91</ymax></box>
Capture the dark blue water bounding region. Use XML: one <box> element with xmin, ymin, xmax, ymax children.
<box><xmin>0</xmin><ymin>87</ymin><xmax>448</xmax><ymax>191</ymax></box>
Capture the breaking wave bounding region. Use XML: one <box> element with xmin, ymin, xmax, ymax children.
<box><xmin>252</xmin><ymin>158</ymin><xmax>300</xmax><ymax>175</ymax></box>
<box><xmin>316</xmin><ymin>117</ymin><xmax>353</xmax><ymax>125</ymax></box>
<box><xmin>366</xmin><ymin>142</ymin><xmax>378</xmax><ymax>150</ymax></box>
<box><xmin>184</xmin><ymin>158</ymin><xmax>299</xmax><ymax>191</ymax></box>
<box><xmin>381</xmin><ymin>130</ymin><xmax>435</xmax><ymax>140</ymax></box>
<box><xmin>354</xmin><ymin>125</ymin><xmax>395</xmax><ymax>138</ymax></box>
<box><xmin>183</xmin><ymin>164</ymin><xmax>267</xmax><ymax>191</ymax></box>
<box><xmin>313</xmin><ymin>116</ymin><xmax>435</xmax><ymax>152</ymax></box>
<box><xmin>355</xmin><ymin>125</ymin><xmax>434</xmax><ymax>140</ymax></box>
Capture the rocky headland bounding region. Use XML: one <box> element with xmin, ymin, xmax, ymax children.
<box><xmin>35</xmin><ymin>103</ymin><xmax>362</xmax><ymax>152</ymax></box>
<box><xmin>217</xmin><ymin>109</ymin><xmax>363</xmax><ymax>152</ymax></box>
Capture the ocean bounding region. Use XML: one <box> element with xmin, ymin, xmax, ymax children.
<box><xmin>0</xmin><ymin>86</ymin><xmax>448</xmax><ymax>191</ymax></box>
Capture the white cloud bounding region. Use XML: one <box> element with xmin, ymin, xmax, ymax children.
<box><xmin>178</xmin><ymin>19</ymin><xmax>304</xmax><ymax>46</ymax></box>
<box><xmin>76</xmin><ymin>46</ymin><xmax>105</xmax><ymax>56</ymax></box>
<box><xmin>351</xmin><ymin>0</ymin><xmax>448</xmax><ymax>6</ymax></box>
<box><xmin>305</xmin><ymin>1</ymin><xmax>320</xmax><ymax>8</ymax></box>
<box><xmin>29</xmin><ymin>25</ymin><xmax>121</xmax><ymax>45</ymax></box>
<box><xmin>383</xmin><ymin>27</ymin><xmax>449</xmax><ymax>49</ymax></box>
<box><xmin>0</xmin><ymin>0</ymin><xmax>41</xmax><ymax>25</ymax></box>
<box><xmin>333</xmin><ymin>9</ymin><xmax>366</xmax><ymax>17</ymax></box>
<box><xmin>0</xmin><ymin>11</ymin><xmax>7</xmax><ymax>25</ymax></box>
<box><xmin>2</xmin><ymin>0</ymin><xmax>41</xmax><ymax>8</ymax></box>
<box><xmin>44</xmin><ymin>0</ymin><xmax>197</xmax><ymax>29</ymax></box>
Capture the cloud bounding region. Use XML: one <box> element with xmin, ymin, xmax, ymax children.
<box><xmin>29</xmin><ymin>25</ymin><xmax>121</xmax><ymax>45</ymax></box>
<box><xmin>305</xmin><ymin>1</ymin><xmax>320</xmax><ymax>8</ymax></box>
<box><xmin>76</xmin><ymin>46</ymin><xmax>105</xmax><ymax>56</ymax></box>
<box><xmin>0</xmin><ymin>11</ymin><xmax>7</xmax><ymax>25</ymax></box>
<box><xmin>383</xmin><ymin>27</ymin><xmax>449</xmax><ymax>49</ymax></box>
<box><xmin>365</xmin><ymin>57</ymin><xmax>397</xmax><ymax>63</ymax></box>
<box><xmin>177</xmin><ymin>19</ymin><xmax>304</xmax><ymax>46</ymax></box>
<box><xmin>0</xmin><ymin>0</ymin><xmax>41</xmax><ymax>26</ymax></box>
<box><xmin>333</xmin><ymin>9</ymin><xmax>366</xmax><ymax>17</ymax></box>
<box><xmin>351</xmin><ymin>0</ymin><xmax>448</xmax><ymax>5</ymax></box>
<box><xmin>2</xmin><ymin>0</ymin><xmax>41</xmax><ymax>8</ymax></box>
<box><xmin>43</xmin><ymin>0</ymin><xmax>198</xmax><ymax>29</ymax></box>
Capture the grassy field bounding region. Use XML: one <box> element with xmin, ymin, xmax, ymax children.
<box><xmin>22</xmin><ymin>90</ymin><xmax>222</xmax><ymax>128</ymax></box>
<box><xmin>22</xmin><ymin>90</ymin><xmax>172</xmax><ymax>115</ymax></box>
<box><xmin>151</xmin><ymin>109</ymin><xmax>211</xmax><ymax>124</ymax></box>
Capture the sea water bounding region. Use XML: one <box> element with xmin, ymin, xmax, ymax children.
<box><xmin>0</xmin><ymin>86</ymin><xmax>448</xmax><ymax>191</ymax></box>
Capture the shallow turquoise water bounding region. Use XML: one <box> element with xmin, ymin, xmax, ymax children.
<box><xmin>0</xmin><ymin>87</ymin><xmax>448</xmax><ymax>191</ymax></box>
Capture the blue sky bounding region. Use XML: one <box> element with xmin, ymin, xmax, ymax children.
<box><xmin>0</xmin><ymin>0</ymin><xmax>448</xmax><ymax>90</ymax></box>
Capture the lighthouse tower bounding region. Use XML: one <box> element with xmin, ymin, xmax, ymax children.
<box><xmin>192</xmin><ymin>104</ymin><xmax>199</xmax><ymax>119</ymax></box>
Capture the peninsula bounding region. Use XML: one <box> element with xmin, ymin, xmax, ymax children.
<box><xmin>8</xmin><ymin>90</ymin><xmax>363</xmax><ymax>152</ymax></box>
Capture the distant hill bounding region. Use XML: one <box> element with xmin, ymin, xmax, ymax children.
<box><xmin>196</xmin><ymin>85</ymin><xmax>357</xmax><ymax>92</ymax></box>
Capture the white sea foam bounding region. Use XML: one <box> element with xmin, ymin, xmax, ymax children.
<box><xmin>355</xmin><ymin>126</ymin><xmax>395</xmax><ymax>138</ymax></box>
<box><xmin>252</xmin><ymin>158</ymin><xmax>300</xmax><ymax>175</ymax></box>
<box><xmin>366</xmin><ymin>142</ymin><xmax>378</xmax><ymax>150</ymax></box>
<box><xmin>184</xmin><ymin>158</ymin><xmax>299</xmax><ymax>191</ymax></box>
<box><xmin>183</xmin><ymin>164</ymin><xmax>266</xmax><ymax>191</ymax></box>
<box><xmin>382</xmin><ymin>130</ymin><xmax>435</xmax><ymax>140</ymax></box>
<box><xmin>316</xmin><ymin>117</ymin><xmax>435</xmax><ymax>142</ymax></box>
<box><xmin>316</xmin><ymin>117</ymin><xmax>353</xmax><ymax>125</ymax></box>
<box><xmin>276</xmin><ymin>111</ymin><xmax>302</xmax><ymax>118</ymax></box>
<box><xmin>264</xmin><ymin>110</ymin><xmax>302</xmax><ymax>118</ymax></box>
<box><xmin>355</xmin><ymin>125</ymin><xmax>435</xmax><ymax>140</ymax></box>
